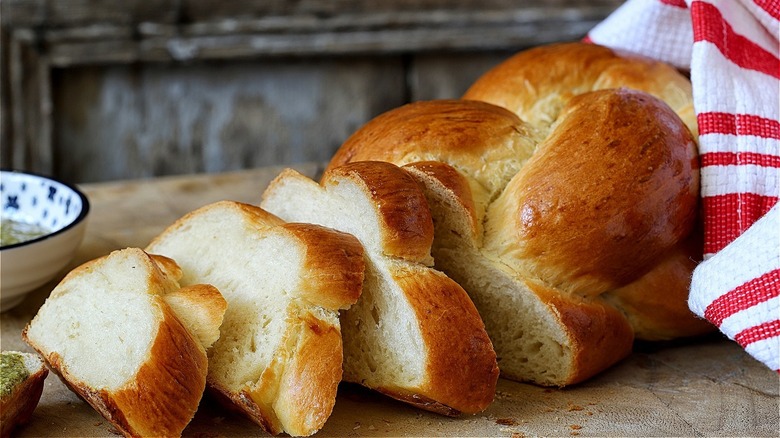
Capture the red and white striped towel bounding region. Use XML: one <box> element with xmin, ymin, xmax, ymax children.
<box><xmin>589</xmin><ymin>0</ymin><xmax>779</xmax><ymax>372</ymax></box>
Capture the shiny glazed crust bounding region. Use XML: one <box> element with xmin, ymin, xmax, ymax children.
<box><xmin>103</xmin><ymin>304</ymin><xmax>208</xmax><ymax>437</ymax></box>
<box><xmin>389</xmin><ymin>266</ymin><xmax>498</xmax><ymax>413</ymax></box>
<box><xmin>322</xmin><ymin>161</ymin><xmax>436</xmax><ymax>264</ymax></box>
<box><xmin>208</xmin><ymin>307</ymin><xmax>346</xmax><ymax>436</ymax></box>
<box><xmin>463</xmin><ymin>42</ymin><xmax>698</xmax><ymax>138</ymax></box>
<box><xmin>484</xmin><ymin>88</ymin><xmax>699</xmax><ymax>295</ymax></box>
<box><xmin>281</xmin><ymin>222</ymin><xmax>367</xmax><ymax>310</ymax></box>
<box><xmin>325</xmin><ymin>42</ymin><xmax>713</xmax><ymax>385</ymax></box>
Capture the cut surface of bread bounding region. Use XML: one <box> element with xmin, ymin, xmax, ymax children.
<box><xmin>402</xmin><ymin>162</ymin><xmax>634</xmax><ymax>385</ymax></box>
<box><xmin>23</xmin><ymin>248</ymin><xmax>224</xmax><ymax>437</ymax></box>
<box><xmin>146</xmin><ymin>200</ymin><xmax>365</xmax><ymax>436</ymax></box>
<box><xmin>0</xmin><ymin>351</ymin><xmax>48</xmax><ymax>438</ymax></box>
<box><xmin>324</xmin><ymin>43</ymin><xmax>714</xmax><ymax>386</ymax></box>
<box><xmin>261</xmin><ymin>161</ymin><xmax>499</xmax><ymax>415</ymax></box>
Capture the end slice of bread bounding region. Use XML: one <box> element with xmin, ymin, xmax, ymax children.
<box><xmin>146</xmin><ymin>200</ymin><xmax>365</xmax><ymax>436</ymax></box>
<box><xmin>23</xmin><ymin>248</ymin><xmax>223</xmax><ymax>437</ymax></box>
<box><xmin>261</xmin><ymin>162</ymin><xmax>499</xmax><ymax>415</ymax></box>
<box><xmin>0</xmin><ymin>351</ymin><xmax>48</xmax><ymax>438</ymax></box>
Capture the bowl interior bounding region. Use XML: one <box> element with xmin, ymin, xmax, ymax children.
<box><xmin>1</xmin><ymin>170</ymin><xmax>88</xmax><ymax>248</ymax></box>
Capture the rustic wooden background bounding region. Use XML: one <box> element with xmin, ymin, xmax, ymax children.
<box><xmin>1</xmin><ymin>0</ymin><xmax>623</xmax><ymax>183</ymax></box>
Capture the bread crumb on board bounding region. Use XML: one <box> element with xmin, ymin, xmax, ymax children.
<box><xmin>495</xmin><ymin>417</ymin><xmax>519</xmax><ymax>426</ymax></box>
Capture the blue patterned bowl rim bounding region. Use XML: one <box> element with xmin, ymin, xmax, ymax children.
<box><xmin>0</xmin><ymin>169</ymin><xmax>90</xmax><ymax>251</ymax></box>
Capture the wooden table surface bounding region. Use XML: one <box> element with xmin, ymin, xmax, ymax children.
<box><xmin>2</xmin><ymin>164</ymin><xmax>778</xmax><ymax>437</ymax></box>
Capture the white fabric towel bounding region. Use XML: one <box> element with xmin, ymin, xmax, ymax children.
<box><xmin>589</xmin><ymin>0</ymin><xmax>780</xmax><ymax>373</ymax></box>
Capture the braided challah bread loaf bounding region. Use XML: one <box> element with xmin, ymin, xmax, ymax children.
<box><xmin>325</xmin><ymin>42</ymin><xmax>714</xmax><ymax>386</ymax></box>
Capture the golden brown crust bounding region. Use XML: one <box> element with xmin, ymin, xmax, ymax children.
<box><xmin>206</xmin><ymin>385</ymin><xmax>282</xmax><ymax>435</ymax></box>
<box><xmin>485</xmin><ymin>88</ymin><xmax>699</xmax><ymax>295</ymax></box>
<box><xmin>325</xmin><ymin>43</ymin><xmax>701</xmax><ymax>386</ymax></box>
<box><xmin>463</xmin><ymin>42</ymin><xmax>697</xmax><ymax>137</ymax></box>
<box><xmin>392</xmin><ymin>267</ymin><xmax>499</xmax><ymax>415</ymax></box>
<box><xmin>208</xmin><ymin>311</ymin><xmax>345</xmax><ymax>437</ymax></box>
<box><xmin>281</xmin><ymin>222</ymin><xmax>365</xmax><ymax>311</ymax></box>
<box><xmin>329</xmin><ymin>100</ymin><xmax>527</xmax><ymax>169</ymax></box>
<box><xmin>525</xmin><ymin>281</ymin><xmax>635</xmax><ymax>385</ymax></box>
<box><xmin>324</xmin><ymin>161</ymin><xmax>435</xmax><ymax>263</ymax></box>
<box><xmin>327</xmin><ymin>101</ymin><xmax>537</xmax><ymax>198</ymax></box>
<box><xmin>402</xmin><ymin>161</ymin><xmax>482</xmax><ymax>245</ymax></box>
<box><xmin>148</xmin><ymin>253</ymin><xmax>184</xmax><ymax>282</ymax></box>
<box><xmin>167</xmin><ymin>284</ymin><xmax>227</xmax><ymax>328</ymax></box>
<box><xmin>0</xmin><ymin>356</ymin><xmax>48</xmax><ymax>438</ymax></box>
<box><xmin>605</xmin><ymin>233</ymin><xmax>716</xmax><ymax>340</ymax></box>
<box><xmin>375</xmin><ymin>387</ymin><xmax>460</xmax><ymax>417</ymax></box>
<box><xmin>273</xmin><ymin>312</ymin><xmax>345</xmax><ymax>436</ymax></box>
<box><xmin>112</xmin><ymin>302</ymin><xmax>208</xmax><ymax>437</ymax></box>
<box><xmin>25</xmin><ymin>302</ymin><xmax>207</xmax><ymax>438</ymax></box>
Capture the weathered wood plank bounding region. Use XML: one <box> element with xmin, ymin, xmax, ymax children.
<box><xmin>3</xmin><ymin>0</ymin><xmax>625</xmax><ymax>182</ymax></box>
<box><xmin>4</xmin><ymin>0</ymin><xmax>624</xmax><ymax>29</ymax></box>
<box><xmin>1</xmin><ymin>0</ymin><xmax>179</xmax><ymax>27</ymax></box>
<box><xmin>53</xmin><ymin>59</ymin><xmax>406</xmax><ymax>182</ymax></box>
<box><xmin>0</xmin><ymin>29</ymin><xmax>12</xmax><ymax>168</ymax></box>
<box><xmin>180</xmin><ymin>0</ymin><xmax>623</xmax><ymax>23</ymax></box>
<box><xmin>408</xmin><ymin>52</ymin><xmax>515</xmax><ymax>101</ymax></box>
<box><xmin>47</xmin><ymin>20</ymin><xmax>598</xmax><ymax>66</ymax></box>
<box><xmin>179</xmin><ymin>7</ymin><xmax>618</xmax><ymax>36</ymax></box>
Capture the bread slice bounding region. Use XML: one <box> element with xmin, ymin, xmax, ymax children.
<box><xmin>145</xmin><ymin>200</ymin><xmax>365</xmax><ymax>436</ymax></box>
<box><xmin>261</xmin><ymin>161</ymin><xmax>499</xmax><ymax>416</ymax></box>
<box><xmin>1</xmin><ymin>351</ymin><xmax>48</xmax><ymax>438</ymax></box>
<box><xmin>23</xmin><ymin>248</ymin><xmax>225</xmax><ymax>437</ymax></box>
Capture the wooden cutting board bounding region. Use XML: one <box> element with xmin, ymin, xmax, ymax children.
<box><xmin>2</xmin><ymin>164</ymin><xmax>777</xmax><ymax>437</ymax></box>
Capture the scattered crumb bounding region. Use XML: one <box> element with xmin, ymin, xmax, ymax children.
<box><xmin>93</xmin><ymin>422</ymin><xmax>103</xmax><ymax>427</ymax></box>
<box><xmin>570</xmin><ymin>425</ymin><xmax>583</xmax><ymax>430</ymax></box>
<box><xmin>586</xmin><ymin>411</ymin><xmax>593</xmax><ymax>416</ymax></box>
<box><xmin>567</xmin><ymin>404</ymin><xmax>584</xmax><ymax>411</ymax></box>
<box><xmin>570</xmin><ymin>432</ymin><xmax>580</xmax><ymax>436</ymax></box>
<box><xmin>495</xmin><ymin>418</ymin><xmax>519</xmax><ymax>426</ymax></box>
<box><xmin>511</xmin><ymin>433</ymin><xmax>526</xmax><ymax>438</ymax></box>
<box><xmin>368</xmin><ymin>424</ymin><xmax>376</xmax><ymax>430</ymax></box>
<box><xmin>353</xmin><ymin>422</ymin><xmax>361</xmax><ymax>430</ymax></box>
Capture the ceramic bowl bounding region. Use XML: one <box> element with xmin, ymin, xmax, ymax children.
<box><xmin>1</xmin><ymin>170</ymin><xmax>90</xmax><ymax>311</ymax></box>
